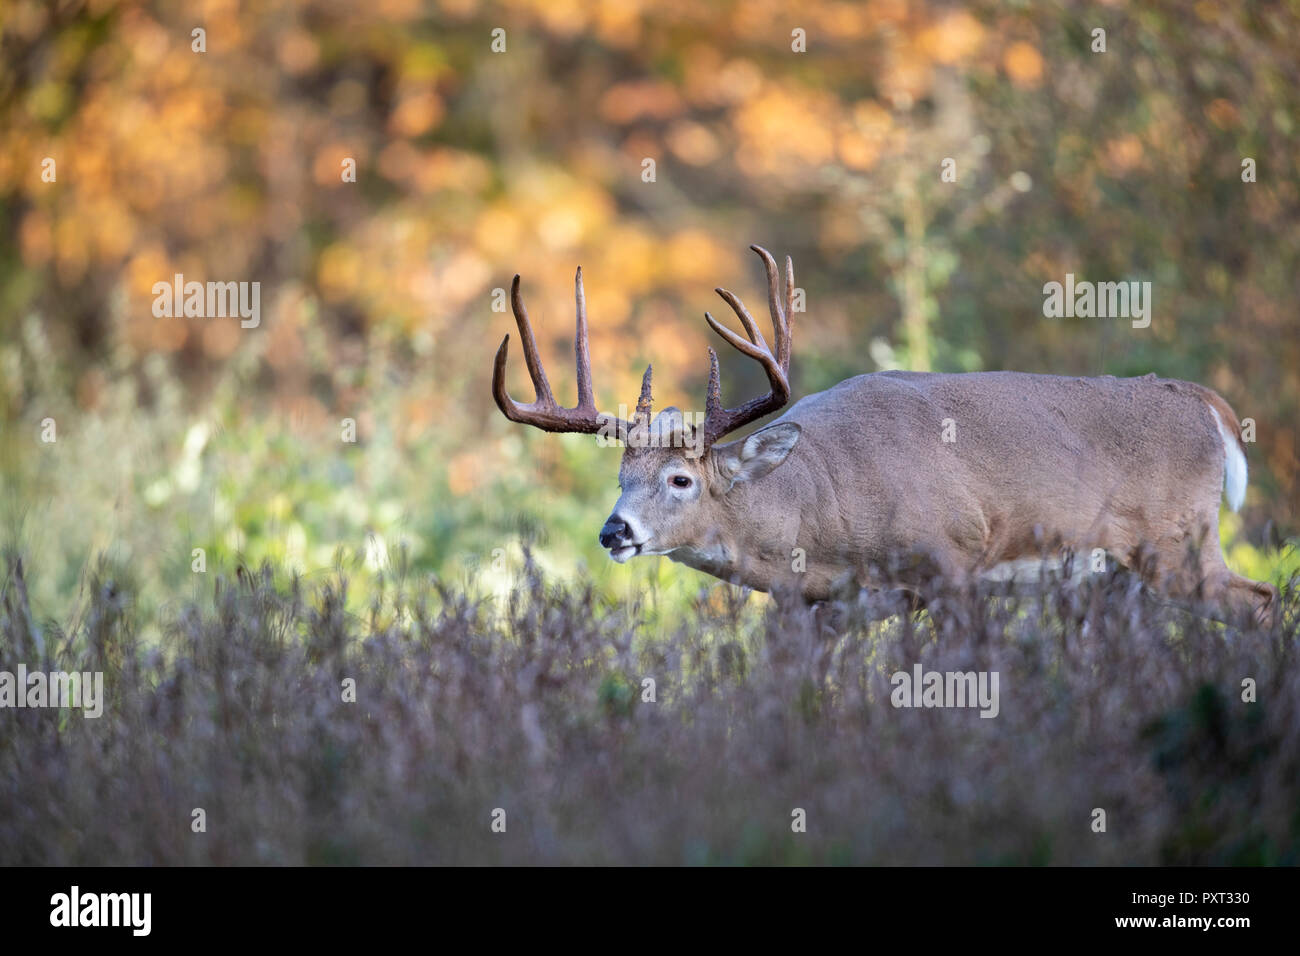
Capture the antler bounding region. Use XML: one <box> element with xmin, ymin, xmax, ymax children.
<box><xmin>493</xmin><ymin>245</ymin><xmax>794</xmax><ymax>452</ymax></box>
<box><xmin>701</xmin><ymin>245</ymin><xmax>793</xmax><ymax>448</ymax></box>
<box><xmin>492</xmin><ymin>267</ymin><xmax>647</xmax><ymax>439</ymax></box>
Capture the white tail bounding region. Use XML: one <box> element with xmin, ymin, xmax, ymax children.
<box><xmin>1210</xmin><ymin>406</ymin><xmax>1247</xmax><ymax>511</ymax></box>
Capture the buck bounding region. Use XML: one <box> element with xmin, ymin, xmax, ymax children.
<box><xmin>491</xmin><ymin>245</ymin><xmax>1276</xmax><ymax>624</ymax></box>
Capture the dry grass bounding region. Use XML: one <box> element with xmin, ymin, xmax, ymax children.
<box><xmin>1</xmin><ymin>553</ymin><xmax>1296</xmax><ymax>865</ymax></box>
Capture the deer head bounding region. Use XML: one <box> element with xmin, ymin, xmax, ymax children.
<box><xmin>491</xmin><ymin>244</ymin><xmax>799</xmax><ymax>565</ymax></box>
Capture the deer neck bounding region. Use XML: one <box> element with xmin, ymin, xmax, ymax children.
<box><xmin>665</xmin><ymin>491</ymin><xmax>795</xmax><ymax>591</ymax></box>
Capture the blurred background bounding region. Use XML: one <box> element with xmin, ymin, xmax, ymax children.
<box><xmin>1</xmin><ymin>0</ymin><xmax>1297</xmax><ymax>626</ymax></box>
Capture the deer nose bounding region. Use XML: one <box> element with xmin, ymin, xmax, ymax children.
<box><xmin>599</xmin><ymin>516</ymin><xmax>631</xmax><ymax>549</ymax></box>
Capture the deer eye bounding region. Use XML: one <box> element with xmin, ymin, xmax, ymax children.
<box><xmin>669</xmin><ymin>475</ymin><xmax>692</xmax><ymax>489</ymax></box>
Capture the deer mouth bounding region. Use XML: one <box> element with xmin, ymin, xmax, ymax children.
<box><xmin>608</xmin><ymin>542</ymin><xmax>642</xmax><ymax>563</ymax></box>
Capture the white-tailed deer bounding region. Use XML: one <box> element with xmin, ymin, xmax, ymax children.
<box><xmin>492</xmin><ymin>245</ymin><xmax>1276</xmax><ymax>624</ymax></box>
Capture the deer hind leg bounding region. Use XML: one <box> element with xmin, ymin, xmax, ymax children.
<box><xmin>1221</xmin><ymin>572</ymin><xmax>1279</xmax><ymax>628</ymax></box>
<box><xmin>1141</xmin><ymin>523</ymin><xmax>1276</xmax><ymax>627</ymax></box>
<box><xmin>1188</xmin><ymin>562</ymin><xmax>1277</xmax><ymax>628</ymax></box>
<box><xmin>1187</xmin><ymin>527</ymin><xmax>1277</xmax><ymax>626</ymax></box>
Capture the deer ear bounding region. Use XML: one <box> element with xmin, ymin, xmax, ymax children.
<box><xmin>716</xmin><ymin>422</ymin><xmax>801</xmax><ymax>489</ymax></box>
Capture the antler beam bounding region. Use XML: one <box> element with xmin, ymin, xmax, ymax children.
<box><xmin>701</xmin><ymin>245</ymin><xmax>794</xmax><ymax>448</ymax></box>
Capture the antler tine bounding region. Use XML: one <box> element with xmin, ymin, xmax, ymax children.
<box><xmin>510</xmin><ymin>274</ymin><xmax>555</xmax><ymax>407</ymax></box>
<box><xmin>713</xmin><ymin>287</ymin><xmax>768</xmax><ymax>351</ymax></box>
<box><xmin>492</xmin><ymin>270</ymin><xmax>631</xmax><ymax>436</ymax></box>
<box><xmin>752</xmin><ymin>244</ymin><xmax>785</xmax><ymax>336</ymax></box>
<box><xmin>633</xmin><ymin>364</ymin><xmax>653</xmax><ymax>426</ymax></box>
<box><xmin>705</xmin><ymin>347</ymin><xmax>722</xmax><ymax>419</ymax></box>
<box><xmin>574</xmin><ymin>267</ymin><xmax>595</xmax><ymax>412</ymax></box>
<box><xmin>704</xmin><ymin>310</ymin><xmax>780</xmax><ymax>368</ymax></box>
<box><xmin>781</xmin><ymin>254</ymin><xmax>794</xmax><ymax>370</ymax></box>
<box><xmin>750</xmin><ymin>244</ymin><xmax>792</xmax><ymax>374</ymax></box>
<box><xmin>491</xmin><ymin>333</ymin><xmax>517</xmax><ymax>413</ymax></box>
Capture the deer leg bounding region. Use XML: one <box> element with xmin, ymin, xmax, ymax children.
<box><xmin>1185</xmin><ymin>525</ymin><xmax>1278</xmax><ymax>626</ymax></box>
<box><xmin>1223</xmin><ymin>573</ymin><xmax>1278</xmax><ymax>628</ymax></box>
<box><xmin>1143</xmin><ymin>522</ymin><xmax>1276</xmax><ymax>627</ymax></box>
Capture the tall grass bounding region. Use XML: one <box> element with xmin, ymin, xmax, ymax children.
<box><xmin>1</xmin><ymin>553</ymin><xmax>1296</xmax><ymax>865</ymax></box>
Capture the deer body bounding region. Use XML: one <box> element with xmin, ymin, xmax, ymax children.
<box><xmin>664</xmin><ymin>370</ymin><xmax>1266</xmax><ymax>611</ymax></box>
<box><xmin>493</xmin><ymin>245</ymin><xmax>1276</xmax><ymax>623</ymax></box>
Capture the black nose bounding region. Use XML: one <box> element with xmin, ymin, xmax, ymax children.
<box><xmin>599</xmin><ymin>517</ymin><xmax>631</xmax><ymax>549</ymax></box>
